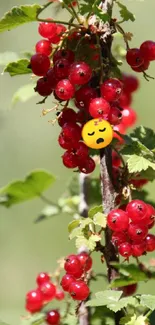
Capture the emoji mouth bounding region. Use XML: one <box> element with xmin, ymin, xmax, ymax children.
<box><xmin>96</xmin><ymin>138</ymin><xmax>104</xmax><ymax>144</ymax></box>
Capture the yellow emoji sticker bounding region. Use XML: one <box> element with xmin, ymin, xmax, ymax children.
<box><xmin>82</xmin><ymin>118</ymin><xmax>113</xmax><ymax>149</ymax></box>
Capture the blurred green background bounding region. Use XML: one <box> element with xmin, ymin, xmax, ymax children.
<box><xmin>0</xmin><ymin>0</ymin><xmax>155</xmax><ymax>324</ymax></box>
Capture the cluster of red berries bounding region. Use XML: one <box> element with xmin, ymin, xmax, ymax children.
<box><xmin>61</xmin><ymin>252</ymin><xmax>92</xmax><ymax>301</ymax></box>
<box><xmin>126</xmin><ymin>40</ymin><xmax>155</xmax><ymax>72</ymax></box>
<box><xmin>107</xmin><ymin>199</ymin><xmax>155</xmax><ymax>258</ymax></box>
<box><xmin>25</xmin><ymin>272</ymin><xmax>64</xmax><ymax>324</ymax></box>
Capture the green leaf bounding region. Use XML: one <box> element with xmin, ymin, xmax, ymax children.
<box><xmin>110</xmin><ymin>263</ymin><xmax>149</xmax><ymax>281</ymax></box>
<box><xmin>120</xmin><ymin>315</ymin><xmax>147</xmax><ymax>325</ymax></box>
<box><xmin>0</xmin><ymin>5</ymin><xmax>42</xmax><ymax>33</ymax></box>
<box><xmin>34</xmin><ymin>205</ymin><xmax>60</xmax><ymax>223</ymax></box>
<box><xmin>80</xmin><ymin>218</ymin><xmax>93</xmax><ymax>228</ymax></box>
<box><xmin>93</xmin><ymin>6</ymin><xmax>110</xmax><ymax>22</ymax></box>
<box><xmin>88</xmin><ymin>205</ymin><xmax>103</xmax><ymax>218</ymax></box>
<box><xmin>116</xmin><ymin>1</ymin><xmax>135</xmax><ymax>22</ymax></box>
<box><xmin>69</xmin><ymin>227</ymin><xmax>82</xmax><ymax>240</ymax></box>
<box><xmin>110</xmin><ymin>276</ymin><xmax>137</xmax><ymax>289</ymax></box>
<box><xmin>127</xmin><ymin>155</ymin><xmax>155</xmax><ymax>174</ymax></box>
<box><xmin>93</xmin><ymin>212</ymin><xmax>107</xmax><ymax>228</ymax></box>
<box><xmin>12</xmin><ymin>83</ymin><xmax>36</xmax><ymax>104</ymax></box>
<box><xmin>86</xmin><ymin>290</ymin><xmax>122</xmax><ymax>307</ymax></box>
<box><xmin>0</xmin><ymin>170</ymin><xmax>55</xmax><ymax>207</ymax></box>
<box><xmin>0</xmin><ymin>52</ymin><xmax>19</xmax><ymax>65</ymax></box>
<box><xmin>140</xmin><ymin>294</ymin><xmax>155</xmax><ymax>311</ymax></box>
<box><xmin>107</xmin><ymin>297</ymin><xmax>136</xmax><ymax>313</ymax></box>
<box><xmin>119</xmin><ymin>316</ymin><xmax>133</xmax><ymax>325</ymax></box>
<box><xmin>131</xmin><ymin>126</ymin><xmax>155</xmax><ymax>150</ymax></box>
<box><xmin>4</xmin><ymin>59</ymin><xmax>31</xmax><ymax>76</ymax></box>
<box><xmin>75</xmin><ymin>234</ymin><xmax>100</xmax><ymax>251</ymax></box>
<box><xmin>68</xmin><ymin>220</ymin><xmax>80</xmax><ymax>233</ymax></box>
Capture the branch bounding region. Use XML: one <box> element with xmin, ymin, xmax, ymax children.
<box><xmin>78</xmin><ymin>173</ymin><xmax>89</xmax><ymax>325</ymax></box>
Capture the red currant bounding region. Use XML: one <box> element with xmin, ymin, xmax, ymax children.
<box><xmin>53</xmin><ymin>49</ymin><xmax>74</xmax><ymax>64</ymax></box>
<box><xmin>62</xmin><ymin>151</ymin><xmax>79</xmax><ymax>169</ymax></box>
<box><xmin>25</xmin><ymin>289</ymin><xmax>43</xmax><ymax>313</ymax></box>
<box><xmin>119</xmin><ymin>91</ymin><xmax>132</xmax><ymax>107</ymax></box>
<box><xmin>55</xmin><ymin>79</ymin><xmax>75</xmax><ymax>100</ymax></box>
<box><xmin>118</xmin><ymin>242</ymin><xmax>132</xmax><ymax>258</ymax></box>
<box><xmin>112</xmin><ymin>151</ymin><xmax>121</xmax><ymax>168</ymax></box>
<box><xmin>126</xmin><ymin>48</ymin><xmax>144</xmax><ymax>67</ymax></box>
<box><xmin>75</xmin><ymin>86</ymin><xmax>97</xmax><ymax>110</ymax></box>
<box><xmin>126</xmin><ymin>200</ymin><xmax>148</xmax><ymax>223</ymax></box>
<box><xmin>69</xmin><ymin>280</ymin><xmax>90</xmax><ymax>300</ymax></box>
<box><xmin>58</xmin><ymin>108</ymin><xmax>77</xmax><ymax>127</ymax></box>
<box><xmin>38</xmin><ymin>20</ymin><xmax>57</xmax><ymax>39</ymax></box>
<box><xmin>46</xmin><ymin>68</ymin><xmax>59</xmax><ymax>89</ymax></box>
<box><xmin>40</xmin><ymin>282</ymin><xmax>56</xmax><ymax>302</ymax></box>
<box><xmin>122</xmin><ymin>74</ymin><xmax>139</xmax><ymax>93</ymax></box>
<box><xmin>50</xmin><ymin>24</ymin><xmax>66</xmax><ymax>44</ymax></box>
<box><xmin>146</xmin><ymin>204</ymin><xmax>155</xmax><ymax>225</ymax></box>
<box><xmin>145</xmin><ymin>234</ymin><xmax>155</xmax><ymax>252</ymax></box>
<box><xmin>100</xmin><ymin>78</ymin><xmax>123</xmax><ymax>102</ymax></box>
<box><xmin>36</xmin><ymin>39</ymin><xmax>52</xmax><ymax>56</ymax></box>
<box><xmin>77</xmin><ymin>252</ymin><xmax>92</xmax><ymax>271</ymax></box>
<box><xmin>64</xmin><ymin>254</ymin><xmax>83</xmax><ymax>277</ymax></box>
<box><xmin>111</xmin><ymin>232</ymin><xmax>128</xmax><ymax>247</ymax></box>
<box><xmin>61</xmin><ymin>274</ymin><xmax>75</xmax><ymax>292</ymax></box>
<box><xmin>30</xmin><ymin>53</ymin><xmax>50</xmax><ymax>76</ymax></box>
<box><xmin>69</xmin><ymin>62</ymin><xmax>92</xmax><ymax>85</ymax></box>
<box><xmin>58</xmin><ymin>132</ymin><xmax>78</xmax><ymax>150</ymax></box>
<box><xmin>46</xmin><ymin>310</ymin><xmax>60</xmax><ymax>325</ymax></box>
<box><xmin>108</xmin><ymin>105</ymin><xmax>122</xmax><ymax>125</ymax></box>
<box><xmin>128</xmin><ymin>223</ymin><xmax>148</xmax><ymax>243</ymax></box>
<box><xmin>74</xmin><ymin>142</ymin><xmax>89</xmax><ymax>160</ymax></box>
<box><xmin>131</xmin><ymin>242</ymin><xmax>146</xmax><ymax>257</ymax></box>
<box><xmin>89</xmin><ymin>97</ymin><xmax>110</xmax><ymax>119</ymax></box>
<box><xmin>62</xmin><ymin>122</ymin><xmax>81</xmax><ymax>141</ymax></box>
<box><xmin>132</xmin><ymin>60</ymin><xmax>150</xmax><ymax>72</ymax></box>
<box><xmin>121</xmin><ymin>107</ymin><xmax>137</xmax><ymax>128</ymax></box>
<box><xmin>121</xmin><ymin>284</ymin><xmax>137</xmax><ymax>296</ymax></box>
<box><xmin>55</xmin><ymin>289</ymin><xmax>65</xmax><ymax>300</ymax></box>
<box><xmin>107</xmin><ymin>209</ymin><xmax>129</xmax><ymax>232</ymax></box>
<box><xmin>140</xmin><ymin>40</ymin><xmax>155</xmax><ymax>61</ymax></box>
<box><xmin>130</xmin><ymin>178</ymin><xmax>148</xmax><ymax>188</ymax></box>
<box><xmin>36</xmin><ymin>272</ymin><xmax>50</xmax><ymax>287</ymax></box>
<box><xmin>54</xmin><ymin>59</ymin><xmax>70</xmax><ymax>79</ymax></box>
<box><xmin>35</xmin><ymin>77</ymin><xmax>53</xmax><ymax>96</ymax></box>
<box><xmin>78</xmin><ymin>157</ymin><xmax>96</xmax><ymax>174</ymax></box>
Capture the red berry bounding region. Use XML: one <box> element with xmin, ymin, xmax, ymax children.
<box><xmin>46</xmin><ymin>68</ymin><xmax>59</xmax><ymax>89</ymax></box>
<box><xmin>126</xmin><ymin>200</ymin><xmax>148</xmax><ymax>223</ymax></box>
<box><xmin>53</xmin><ymin>49</ymin><xmax>74</xmax><ymax>64</ymax></box>
<box><xmin>119</xmin><ymin>91</ymin><xmax>132</xmax><ymax>107</ymax></box>
<box><xmin>78</xmin><ymin>156</ymin><xmax>95</xmax><ymax>174</ymax></box>
<box><xmin>145</xmin><ymin>234</ymin><xmax>155</xmax><ymax>252</ymax></box>
<box><xmin>121</xmin><ymin>107</ymin><xmax>137</xmax><ymax>128</ymax></box>
<box><xmin>131</xmin><ymin>242</ymin><xmax>146</xmax><ymax>257</ymax></box>
<box><xmin>30</xmin><ymin>53</ymin><xmax>50</xmax><ymax>76</ymax></box>
<box><xmin>76</xmin><ymin>110</ymin><xmax>86</xmax><ymax>124</ymax></box>
<box><xmin>58</xmin><ymin>108</ymin><xmax>77</xmax><ymax>127</ymax></box>
<box><xmin>89</xmin><ymin>97</ymin><xmax>110</xmax><ymax>119</ymax></box>
<box><xmin>148</xmin><ymin>219</ymin><xmax>155</xmax><ymax>229</ymax></box>
<box><xmin>130</xmin><ymin>178</ymin><xmax>148</xmax><ymax>188</ymax></box>
<box><xmin>62</xmin><ymin>122</ymin><xmax>81</xmax><ymax>141</ymax></box>
<box><xmin>146</xmin><ymin>204</ymin><xmax>155</xmax><ymax>225</ymax></box>
<box><xmin>107</xmin><ymin>209</ymin><xmax>129</xmax><ymax>232</ymax></box>
<box><xmin>46</xmin><ymin>310</ymin><xmax>60</xmax><ymax>325</ymax></box>
<box><xmin>26</xmin><ymin>289</ymin><xmax>43</xmax><ymax>313</ymax></box>
<box><xmin>36</xmin><ymin>272</ymin><xmax>50</xmax><ymax>287</ymax></box>
<box><xmin>40</xmin><ymin>282</ymin><xmax>56</xmax><ymax>302</ymax></box>
<box><xmin>126</xmin><ymin>48</ymin><xmax>144</xmax><ymax>67</ymax></box>
<box><xmin>128</xmin><ymin>223</ymin><xmax>148</xmax><ymax>243</ymax></box>
<box><xmin>122</xmin><ymin>284</ymin><xmax>137</xmax><ymax>296</ymax></box>
<box><xmin>64</xmin><ymin>254</ymin><xmax>83</xmax><ymax>277</ymax></box>
<box><xmin>55</xmin><ymin>79</ymin><xmax>75</xmax><ymax>100</ymax></box>
<box><xmin>69</xmin><ymin>62</ymin><xmax>92</xmax><ymax>85</ymax></box>
<box><xmin>69</xmin><ymin>280</ymin><xmax>90</xmax><ymax>300</ymax></box>
<box><xmin>61</xmin><ymin>274</ymin><xmax>75</xmax><ymax>292</ymax></box>
<box><xmin>140</xmin><ymin>40</ymin><xmax>155</xmax><ymax>61</ymax></box>
<box><xmin>77</xmin><ymin>252</ymin><xmax>92</xmax><ymax>271</ymax></box>
<box><xmin>74</xmin><ymin>142</ymin><xmax>89</xmax><ymax>161</ymax></box>
<box><xmin>118</xmin><ymin>242</ymin><xmax>132</xmax><ymax>258</ymax></box>
<box><xmin>35</xmin><ymin>77</ymin><xmax>53</xmax><ymax>96</ymax></box>
<box><xmin>36</xmin><ymin>39</ymin><xmax>52</xmax><ymax>56</ymax></box>
<box><xmin>108</xmin><ymin>105</ymin><xmax>122</xmax><ymax>125</ymax></box>
<box><xmin>55</xmin><ymin>290</ymin><xmax>65</xmax><ymax>300</ymax></box>
<box><xmin>112</xmin><ymin>151</ymin><xmax>121</xmax><ymax>168</ymax></box>
<box><xmin>113</xmin><ymin>123</ymin><xmax>126</xmax><ymax>143</ymax></box>
<box><xmin>122</xmin><ymin>74</ymin><xmax>139</xmax><ymax>93</ymax></box>
<box><xmin>132</xmin><ymin>60</ymin><xmax>150</xmax><ymax>72</ymax></box>
<box><xmin>111</xmin><ymin>232</ymin><xmax>128</xmax><ymax>247</ymax></box>
<box><xmin>38</xmin><ymin>20</ymin><xmax>57</xmax><ymax>39</ymax></box>
<box><xmin>58</xmin><ymin>132</ymin><xmax>78</xmax><ymax>150</ymax></box>
<box><xmin>75</xmin><ymin>86</ymin><xmax>97</xmax><ymax>110</ymax></box>
<box><xmin>54</xmin><ymin>59</ymin><xmax>70</xmax><ymax>79</ymax></box>
<box><xmin>100</xmin><ymin>78</ymin><xmax>123</xmax><ymax>102</ymax></box>
<box><xmin>50</xmin><ymin>24</ymin><xmax>66</xmax><ymax>44</ymax></box>
<box><xmin>62</xmin><ymin>151</ymin><xmax>79</xmax><ymax>169</ymax></box>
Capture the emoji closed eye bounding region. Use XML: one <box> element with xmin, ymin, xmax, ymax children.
<box><xmin>99</xmin><ymin>128</ymin><xmax>106</xmax><ymax>132</ymax></box>
<box><xmin>88</xmin><ymin>131</ymin><xmax>95</xmax><ymax>136</ymax></box>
